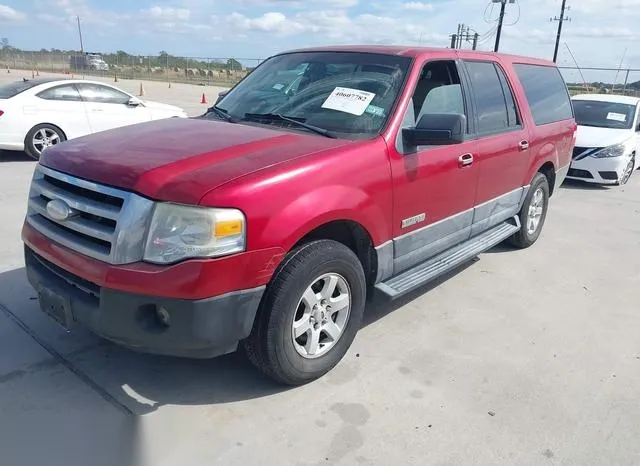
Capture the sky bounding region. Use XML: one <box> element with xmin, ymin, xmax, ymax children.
<box><xmin>1</xmin><ymin>0</ymin><xmax>640</xmax><ymax>83</ymax></box>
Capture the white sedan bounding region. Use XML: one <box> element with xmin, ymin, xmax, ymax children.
<box><xmin>569</xmin><ymin>94</ymin><xmax>640</xmax><ymax>186</ymax></box>
<box><xmin>0</xmin><ymin>77</ymin><xmax>187</xmax><ymax>159</ymax></box>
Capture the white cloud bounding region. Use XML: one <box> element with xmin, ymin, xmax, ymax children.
<box><xmin>142</xmin><ymin>6</ymin><xmax>190</xmax><ymax>22</ymax></box>
<box><xmin>0</xmin><ymin>4</ymin><xmax>25</xmax><ymax>21</ymax></box>
<box><xmin>403</xmin><ymin>2</ymin><xmax>433</xmax><ymax>11</ymax></box>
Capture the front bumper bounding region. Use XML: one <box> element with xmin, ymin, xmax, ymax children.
<box><xmin>25</xmin><ymin>246</ymin><xmax>265</xmax><ymax>358</ymax></box>
<box><xmin>567</xmin><ymin>155</ymin><xmax>629</xmax><ymax>185</ymax></box>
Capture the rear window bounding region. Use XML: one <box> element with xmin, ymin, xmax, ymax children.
<box><xmin>513</xmin><ymin>63</ymin><xmax>573</xmax><ymax>126</ymax></box>
<box><xmin>0</xmin><ymin>80</ymin><xmax>41</xmax><ymax>99</ymax></box>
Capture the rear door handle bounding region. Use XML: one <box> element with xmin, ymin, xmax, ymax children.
<box><xmin>458</xmin><ymin>153</ymin><xmax>474</xmax><ymax>167</ymax></box>
<box><xmin>519</xmin><ymin>140</ymin><xmax>530</xmax><ymax>151</ymax></box>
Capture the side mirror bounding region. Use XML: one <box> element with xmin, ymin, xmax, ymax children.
<box><xmin>215</xmin><ymin>90</ymin><xmax>229</xmax><ymax>104</ymax></box>
<box><xmin>403</xmin><ymin>113</ymin><xmax>466</xmax><ymax>147</ymax></box>
<box><xmin>127</xmin><ymin>97</ymin><xmax>142</xmax><ymax>106</ymax></box>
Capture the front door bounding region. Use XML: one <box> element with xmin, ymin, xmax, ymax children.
<box><xmin>462</xmin><ymin>60</ymin><xmax>531</xmax><ymax>236</ymax></box>
<box><xmin>388</xmin><ymin>59</ymin><xmax>479</xmax><ymax>274</ymax></box>
<box><xmin>76</xmin><ymin>83</ymin><xmax>150</xmax><ymax>133</ymax></box>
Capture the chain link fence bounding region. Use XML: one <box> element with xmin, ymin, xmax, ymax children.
<box><xmin>559</xmin><ymin>66</ymin><xmax>640</xmax><ymax>98</ymax></box>
<box><xmin>2</xmin><ymin>51</ymin><xmax>640</xmax><ymax>97</ymax></box>
<box><xmin>0</xmin><ymin>51</ymin><xmax>263</xmax><ymax>86</ymax></box>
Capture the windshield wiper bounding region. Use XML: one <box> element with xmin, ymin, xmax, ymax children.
<box><xmin>242</xmin><ymin>113</ymin><xmax>337</xmax><ymax>139</ymax></box>
<box><xmin>208</xmin><ymin>105</ymin><xmax>238</xmax><ymax>123</ymax></box>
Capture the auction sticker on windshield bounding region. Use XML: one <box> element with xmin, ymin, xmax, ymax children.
<box><xmin>322</xmin><ymin>87</ymin><xmax>376</xmax><ymax>116</ymax></box>
<box><xmin>607</xmin><ymin>112</ymin><xmax>627</xmax><ymax>122</ymax></box>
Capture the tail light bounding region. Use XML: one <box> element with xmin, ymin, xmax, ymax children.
<box><xmin>0</xmin><ymin>110</ymin><xmax>4</xmax><ymax>117</ymax></box>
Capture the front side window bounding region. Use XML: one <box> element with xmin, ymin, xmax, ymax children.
<box><xmin>464</xmin><ymin>61</ymin><xmax>510</xmax><ymax>135</ymax></box>
<box><xmin>212</xmin><ymin>52</ymin><xmax>412</xmax><ymax>139</ymax></box>
<box><xmin>572</xmin><ymin>100</ymin><xmax>637</xmax><ymax>130</ymax></box>
<box><xmin>77</xmin><ymin>84</ymin><xmax>130</xmax><ymax>105</ymax></box>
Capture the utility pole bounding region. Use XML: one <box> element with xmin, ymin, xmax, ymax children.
<box><xmin>493</xmin><ymin>0</ymin><xmax>508</xmax><ymax>52</ymax></box>
<box><xmin>76</xmin><ymin>15</ymin><xmax>84</xmax><ymax>54</ymax></box>
<box><xmin>449</xmin><ymin>24</ymin><xmax>478</xmax><ymax>50</ymax></box>
<box><xmin>551</xmin><ymin>0</ymin><xmax>571</xmax><ymax>62</ymax></box>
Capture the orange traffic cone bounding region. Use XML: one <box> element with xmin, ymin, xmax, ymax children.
<box><xmin>200</xmin><ymin>93</ymin><xmax>207</xmax><ymax>104</ymax></box>
<box><xmin>139</xmin><ymin>83</ymin><xmax>145</xmax><ymax>96</ymax></box>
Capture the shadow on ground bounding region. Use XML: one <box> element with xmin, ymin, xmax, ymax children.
<box><xmin>0</xmin><ymin>255</ymin><xmax>480</xmax><ymax>416</ymax></box>
<box><xmin>0</xmin><ymin>150</ymin><xmax>33</xmax><ymax>162</ymax></box>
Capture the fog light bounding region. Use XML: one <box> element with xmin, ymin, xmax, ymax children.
<box><xmin>156</xmin><ymin>306</ymin><xmax>171</xmax><ymax>327</ymax></box>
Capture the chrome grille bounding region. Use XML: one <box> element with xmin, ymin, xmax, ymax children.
<box><xmin>26</xmin><ymin>165</ymin><xmax>155</xmax><ymax>264</ymax></box>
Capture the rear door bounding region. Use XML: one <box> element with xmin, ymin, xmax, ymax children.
<box><xmin>76</xmin><ymin>83</ymin><xmax>150</xmax><ymax>133</ymax></box>
<box><xmin>35</xmin><ymin>84</ymin><xmax>92</xmax><ymax>140</ymax></box>
<box><xmin>461</xmin><ymin>59</ymin><xmax>531</xmax><ymax>236</ymax></box>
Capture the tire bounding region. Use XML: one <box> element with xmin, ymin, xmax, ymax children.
<box><xmin>243</xmin><ymin>239</ymin><xmax>366</xmax><ymax>386</ymax></box>
<box><xmin>615</xmin><ymin>154</ymin><xmax>635</xmax><ymax>186</ymax></box>
<box><xmin>25</xmin><ymin>124</ymin><xmax>66</xmax><ymax>160</ymax></box>
<box><xmin>508</xmin><ymin>172</ymin><xmax>550</xmax><ymax>249</ymax></box>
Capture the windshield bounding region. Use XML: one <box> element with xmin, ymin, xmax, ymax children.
<box><xmin>212</xmin><ymin>51</ymin><xmax>412</xmax><ymax>139</ymax></box>
<box><xmin>572</xmin><ymin>99</ymin><xmax>637</xmax><ymax>130</ymax></box>
<box><xmin>0</xmin><ymin>80</ymin><xmax>41</xmax><ymax>99</ymax></box>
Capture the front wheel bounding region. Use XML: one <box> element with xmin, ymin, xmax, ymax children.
<box><xmin>24</xmin><ymin>124</ymin><xmax>66</xmax><ymax>160</ymax></box>
<box><xmin>616</xmin><ymin>154</ymin><xmax>635</xmax><ymax>186</ymax></box>
<box><xmin>243</xmin><ymin>240</ymin><xmax>366</xmax><ymax>385</ymax></box>
<box><xmin>508</xmin><ymin>172</ymin><xmax>550</xmax><ymax>249</ymax></box>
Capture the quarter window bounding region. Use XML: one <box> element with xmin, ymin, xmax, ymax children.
<box><xmin>513</xmin><ymin>63</ymin><xmax>573</xmax><ymax>125</ymax></box>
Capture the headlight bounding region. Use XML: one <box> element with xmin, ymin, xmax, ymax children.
<box><xmin>144</xmin><ymin>203</ymin><xmax>246</xmax><ymax>264</ymax></box>
<box><xmin>592</xmin><ymin>142</ymin><xmax>629</xmax><ymax>158</ymax></box>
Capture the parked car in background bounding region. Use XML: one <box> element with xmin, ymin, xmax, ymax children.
<box><xmin>0</xmin><ymin>77</ymin><xmax>187</xmax><ymax>159</ymax></box>
<box><xmin>22</xmin><ymin>46</ymin><xmax>575</xmax><ymax>385</ymax></box>
<box><xmin>70</xmin><ymin>53</ymin><xmax>109</xmax><ymax>71</ymax></box>
<box><xmin>568</xmin><ymin>94</ymin><xmax>639</xmax><ymax>186</ymax></box>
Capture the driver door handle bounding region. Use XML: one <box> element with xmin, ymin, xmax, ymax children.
<box><xmin>458</xmin><ymin>153</ymin><xmax>474</xmax><ymax>167</ymax></box>
<box><xmin>519</xmin><ymin>140</ymin><xmax>530</xmax><ymax>151</ymax></box>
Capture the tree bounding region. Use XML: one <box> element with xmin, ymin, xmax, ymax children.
<box><xmin>226</xmin><ymin>58</ymin><xmax>242</xmax><ymax>70</ymax></box>
<box><xmin>1</xmin><ymin>38</ymin><xmax>9</xmax><ymax>49</ymax></box>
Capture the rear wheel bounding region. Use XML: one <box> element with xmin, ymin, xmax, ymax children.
<box><xmin>25</xmin><ymin>124</ymin><xmax>66</xmax><ymax>160</ymax></box>
<box><xmin>508</xmin><ymin>172</ymin><xmax>550</xmax><ymax>249</ymax></box>
<box><xmin>243</xmin><ymin>240</ymin><xmax>366</xmax><ymax>385</ymax></box>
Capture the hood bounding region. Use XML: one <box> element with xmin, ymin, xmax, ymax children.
<box><xmin>575</xmin><ymin>125</ymin><xmax>633</xmax><ymax>148</ymax></box>
<box><xmin>142</xmin><ymin>100</ymin><xmax>186</xmax><ymax>115</ymax></box>
<box><xmin>40</xmin><ymin>118</ymin><xmax>353</xmax><ymax>204</ymax></box>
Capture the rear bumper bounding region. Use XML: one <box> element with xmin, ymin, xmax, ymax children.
<box><xmin>25</xmin><ymin>246</ymin><xmax>265</xmax><ymax>358</ymax></box>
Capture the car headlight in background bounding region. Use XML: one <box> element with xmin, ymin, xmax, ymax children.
<box><xmin>592</xmin><ymin>141</ymin><xmax>631</xmax><ymax>158</ymax></box>
<box><xmin>144</xmin><ymin>204</ymin><xmax>246</xmax><ymax>264</ymax></box>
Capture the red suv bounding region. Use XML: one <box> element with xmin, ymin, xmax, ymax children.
<box><xmin>22</xmin><ymin>46</ymin><xmax>576</xmax><ymax>385</ymax></box>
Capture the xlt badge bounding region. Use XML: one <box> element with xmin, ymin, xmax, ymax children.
<box><xmin>401</xmin><ymin>213</ymin><xmax>426</xmax><ymax>229</ymax></box>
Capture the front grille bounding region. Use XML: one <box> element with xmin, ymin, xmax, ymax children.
<box><xmin>568</xmin><ymin>168</ymin><xmax>593</xmax><ymax>179</ymax></box>
<box><xmin>26</xmin><ymin>247</ymin><xmax>100</xmax><ymax>301</ymax></box>
<box><xmin>26</xmin><ymin>165</ymin><xmax>155</xmax><ymax>264</ymax></box>
<box><xmin>572</xmin><ymin>147</ymin><xmax>602</xmax><ymax>161</ymax></box>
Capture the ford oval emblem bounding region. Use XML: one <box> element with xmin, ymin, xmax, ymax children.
<box><xmin>46</xmin><ymin>199</ymin><xmax>75</xmax><ymax>222</ymax></box>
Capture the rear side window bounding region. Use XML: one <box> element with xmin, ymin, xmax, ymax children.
<box><xmin>513</xmin><ymin>63</ymin><xmax>573</xmax><ymax>125</ymax></box>
<box><xmin>464</xmin><ymin>60</ymin><xmax>515</xmax><ymax>135</ymax></box>
<box><xmin>37</xmin><ymin>85</ymin><xmax>82</xmax><ymax>102</ymax></box>
<box><xmin>0</xmin><ymin>81</ymin><xmax>40</xmax><ymax>98</ymax></box>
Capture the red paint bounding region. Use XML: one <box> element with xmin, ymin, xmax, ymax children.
<box><xmin>26</xmin><ymin>46</ymin><xmax>574</xmax><ymax>302</ymax></box>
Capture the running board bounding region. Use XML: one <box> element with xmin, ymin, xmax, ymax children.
<box><xmin>375</xmin><ymin>217</ymin><xmax>521</xmax><ymax>299</ymax></box>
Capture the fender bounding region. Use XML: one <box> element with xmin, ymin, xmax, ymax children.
<box><xmin>262</xmin><ymin>184</ymin><xmax>388</xmax><ymax>252</ymax></box>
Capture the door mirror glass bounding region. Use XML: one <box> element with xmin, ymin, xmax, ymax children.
<box><xmin>403</xmin><ymin>113</ymin><xmax>466</xmax><ymax>146</ymax></box>
<box><xmin>215</xmin><ymin>90</ymin><xmax>229</xmax><ymax>104</ymax></box>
